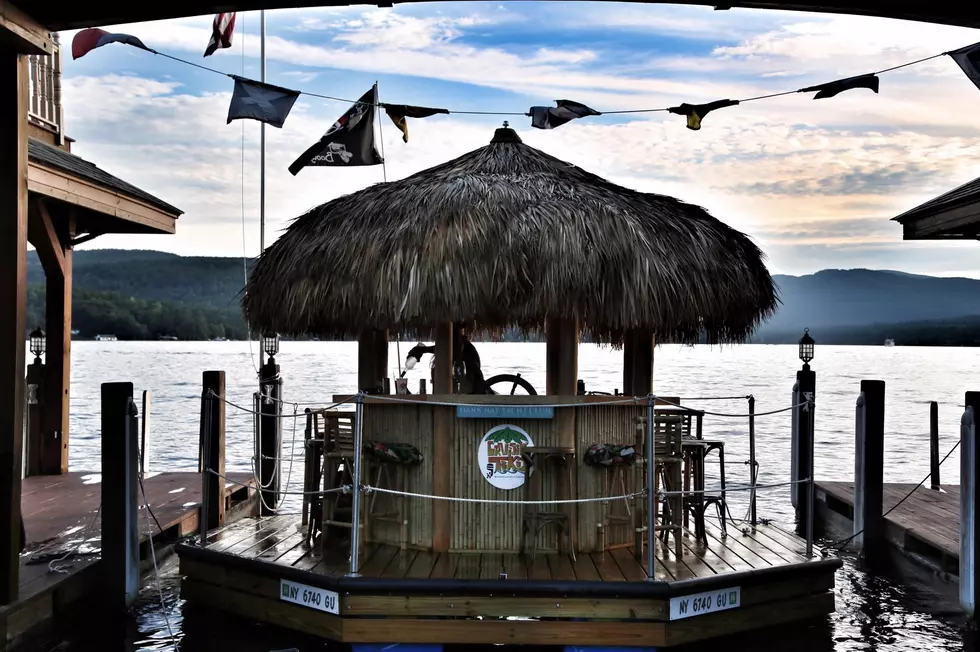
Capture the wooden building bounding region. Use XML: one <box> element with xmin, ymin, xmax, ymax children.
<box><xmin>893</xmin><ymin>175</ymin><xmax>980</xmax><ymax>240</ymax></box>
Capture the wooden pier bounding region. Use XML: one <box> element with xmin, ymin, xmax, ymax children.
<box><xmin>1</xmin><ymin>471</ymin><xmax>255</xmax><ymax>649</ymax></box>
<box><xmin>816</xmin><ymin>480</ymin><xmax>959</xmax><ymax>575</ymax></box>
<box><xmin>177</xmin><ymin>514</ymin><xmax>840</xmax><ymax>648</ymax></box>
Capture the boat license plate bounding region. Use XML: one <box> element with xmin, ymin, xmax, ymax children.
<box><xmin>669</xmin><ymin>586</ymin><xmax>740</xmax><ymax>620</ymax></box>
<box><xmin>279</xmin><ymin>579</ymin><xmax>339</xmax><ymax>614</ymax></box>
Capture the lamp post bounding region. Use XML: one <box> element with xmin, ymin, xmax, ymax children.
<box><xmin>29</xmin><ymin>327</ymin><xmax>45</xmax><ymax>364</ymax></box>
<box><xmin>24</xmin><ymin>328</ymin><xmax>46</xmax><ymax>477</ymax></box>
<box><xmin>795</xmin><ymin>328</ymin><xmax>816</xmax><ymax>554</ymax></box>
<box><xmin>258</xmin><ymin>332</ymin><xmax>282</xmax><ymax>515</ymax></box>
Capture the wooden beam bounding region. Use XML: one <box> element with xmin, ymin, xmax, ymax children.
<box><xmin>623</xmin><ymin>329</ymin><xmax>655</xmax><ymax>396</ymax></box>
<box><xmin>28</xmin><ymin>163</ymin><xmax>178</xmax><ymax>234</ymax></box>
<box><xmin>41</xmin><ymin>204</ymin><xmax>71</xmax><ymax>473</ymax></box>
<box><xmin>0</xmin><ymin>51</ymin><xmax>28</xmax><ymax>605</ymax></box>
<box><xmin>0</xmin><ymin>1</ymin><xmax>52</xmax><ymax>55</ymax></box>
<box><xmin>27</xmin><ymin>197</ymin><xmax>63</xmax><ymax>275</ymax></box>
<box><xmin>357</xmin><ymin>329</ymin><xmax>388</xmax><ymax>393</ymax></box>
<box><xmin>432</xmin><ymin>323</ymin><xmax>453</xmax><ymax>551</ymax></box>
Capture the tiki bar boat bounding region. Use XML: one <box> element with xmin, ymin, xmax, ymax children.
<box><xmin>175</xmin><ymin>126</ymin><xmax>840</xmax><ymax>649</ymax></box>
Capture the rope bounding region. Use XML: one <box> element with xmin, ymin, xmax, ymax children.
<box><xmin>134</xmin><ymin>42</ymin><xmax>969</xmax><ymax>119</ymax></box>
<box><xmin>207</xmin><ymin>469</ymin><xmax>350</xmax><ymax>497</ymax></box>
<box><xmin>830</xmin><ymin>439</ymin><xmax>960</xmax><ymax>552</ymax></box>
<box><xmin>679</xmin><ymin>396</ymin><xmax>752</xmax><ymax>401</ymax></box>
<box><xmin>139</xmin><ymin>465</ymin><xmax>176</xmax><ymax>644</ymax></box>
<box><xmin>365</xmin><ymin>393</ymin><xmax>641</xmax><ymax>408</ymax></box>
<box><xmin>44</xmin><ymin>504</ymin><xmax>102</xmax><ymax>574</ymax></box>
<box><xmin>363</xmin><ymin>485</ymin><xmax>646</xmax><ymax>505</ymax></box>
<box><xmin>215</xmin><ymin>391</ymin><xmax>353</xmax><ymax>417</ymax></box>
<box><xmin>656</xmin><ymin>396</ymin><xmax>808</xmax><ymax>418</ymax></box>
<box><xmin>656</xmin><ymin>478</ymin><xmax>809</xmax><ymax>497</ymax></box>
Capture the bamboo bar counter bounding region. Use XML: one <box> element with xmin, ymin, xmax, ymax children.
<box><xmin>177</xmin><ymin>125</ymin><xmax>839</xmax><ymax>647</ymax></box>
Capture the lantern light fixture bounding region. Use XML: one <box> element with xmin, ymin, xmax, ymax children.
<box><xmin>798</xmin><ymin>328</ymin><xmax>815</xmax><ymax>367</ymax></box>
<box><xmin>29</xmin><ymin>327</ymin><xmax>45</xmax><ymax>362</ymax></box>
<box><xmin>262</xmin><ymin>332</ymin><xmax>280</xmax><ymax>359</ymax></box>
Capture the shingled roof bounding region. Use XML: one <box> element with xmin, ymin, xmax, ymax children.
<box><xmin>892</xmin><ymin>174</ymin><xmax>980</xmax><ymax>240</ymax></box>
<box><xmin>28</xmin><ymin>138</ymin><xmax>182</xmax><ymax>216</ymax></box>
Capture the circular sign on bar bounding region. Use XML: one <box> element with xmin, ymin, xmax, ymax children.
<box><xmin>479</xmin><ymin>424</ymin><xmax>534</xmax><ymax>490</ymax></box>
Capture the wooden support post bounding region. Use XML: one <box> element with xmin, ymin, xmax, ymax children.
<box><xmin>853</xmin><ymin>380</ymin><xmax>884</xmax><ymax>552</ymax></box>
<box><xmin>960</xmin><ymin>392</ymin><xmax>980</xmax><ymax>620</ymax></box>
<box><xmin>140</xmin><ymin>390</ymin><xmax>151</xmax><ymax>474</ymax></box>
<box><xmin>24</xmin><ymin>359</ymin><xmax>43</xmax><ymax>476</ymax></box>
<box><xmin>357</xmin><ymin>329</ymin><xmax>388</xmax><ymax>393</ymax></box>
<box><xmin>29</xmin><ymin>198</ymin><xmax>72</xmax><ymax>474</ymax></box>
<box><xmin>794</xmin><ymin>367</ymin><xmax>815</xmax><ymax>535</ymax></box>
<box><xmin>258</xmin><ymin>360</ymin><xmax>280</xmax><ymax>516</ymax></box>
<box><xmin>0</xmin><ymin>51</ymin><xmax>28</xmax><ymax>606</ymax></box>
<box><xmin>201</xmin><ymin>371</ymin><xmax>226</xmax><ymax>528</ymax></box>
<box><xmin>930</xmin><ymin>401</ymin><xmax>940</xmax><ymax>490</ymax></box>
<box><xmin>101</xmin><ymin>382</ymin><xmax>139</xmax><ymax>611</ymax></box>
<box><xmin>622</xmin><ymin>328</ymin><xmax>655</xmax><ymax>397</ymax></box>
<box><xmin>432</xmin><ymin>323</ymin><xmax>453</xmax><ymax>552</ymax></box>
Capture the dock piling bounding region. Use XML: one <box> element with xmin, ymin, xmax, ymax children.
<box><xmin>790</xmin><ymin>381</ymin><xmax>799</xmax><ymax>509</ymax></box>
<box><xmin>795</xmin><ymin>369</ymin><xmax>815</xmax><ymax>537</ymax></box>
<box><xmin>101</xmin><ymin>382</ymin><xmax>139</xmax><ymax>611</ymax></box>
<box><xmin>201</xmin><ymin>371</ymin><xmax>226</xmax><ymax>534</ymax></box>
<box><xmin>960</xmin><ymin>395</ymin><xmax>980</xmax><ymax>620</ymax></box>
<box><xmin>748</xmin><ymin>395</ymin><xmax>757</xmax><ymax>527</ymax></box>
<box><xmin>259</xmin><ymin>358</ymin><xmax>281</xmax><ymax>515</ymax></box>
<box><xmin>140</xmin><ymin>390</ymin><xmax>151</xmax><ymax>474</ymax></box>
<box><xmin>853</xmin><ymin>381</ymin><xmax>885</xmax><ymax>553</ymax></box>
<box><xmin>930</xmin><ymin>401</ymin><xmax>940</xmax><ymax>490</ymax></box>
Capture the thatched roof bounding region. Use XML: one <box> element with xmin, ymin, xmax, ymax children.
<box><xmin>243</xmin><ymin>127</ymin><xmax>777</xmax><ymax>344</ymax></box>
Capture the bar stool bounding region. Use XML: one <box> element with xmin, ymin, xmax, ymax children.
<box><xmin>683</xmin><ymin>439</ymin><xmax>728</xmax><ymax>544</ymax></box>
<box><xmin>520</xmin><ymin>446</ymin><xmax>576</xmax><ymax>561</ymax></box>
<box><xmin>584</xmin><ymin>444</ymin><xmax>638</xmax><ymax>551</ymax></box>
<box><xmin>363</xmin><ymin>441</ymin><xmax>423</xmax><ymax>549</ymax></box>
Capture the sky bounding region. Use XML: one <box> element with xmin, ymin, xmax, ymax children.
<box><xmin>56</xmin><ymin>1</ymin><xmax>980</xmax><ymax>277</ymax></box>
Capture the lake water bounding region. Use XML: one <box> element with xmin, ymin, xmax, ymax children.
<box><xmin>45</xmin><ymin>342</ymin><xmax>980</xmax><ymax>651</ymax></box>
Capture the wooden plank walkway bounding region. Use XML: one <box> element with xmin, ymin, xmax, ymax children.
<box><xmin>816</xmin><ymin>481</ymin><xmax>960</xmax><ymax>567</ymax></box>
<box><xmin>202</xmin><ymin>514</ymin><xmax>820</xmax><ymax>583</ymax></box>
<box><xmin>1</xmin><ymin>471</ymin><xmax>255</xmax><ymax>648</ymax></box>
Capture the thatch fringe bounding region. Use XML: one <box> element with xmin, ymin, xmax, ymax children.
<box><xmin>243</xmin><ymin>128</ymin><xmax>777</xmax><ymax>345</ymax></box>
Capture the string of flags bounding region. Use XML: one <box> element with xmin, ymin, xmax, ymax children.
<box><xmin>71</xmin><ymin>16</ymin><xmax>980</xmax><ymax>172</ymax></box>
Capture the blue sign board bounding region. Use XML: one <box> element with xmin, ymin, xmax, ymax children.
<box><xmin>456</xmin><ymin>404</ymin><xmax>554</xmax><ymax>420</ymax></box>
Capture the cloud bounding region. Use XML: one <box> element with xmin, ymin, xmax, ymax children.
<box><xmin>56</xmin><ymin>4</ymin><xmax>980</xmax><ymax>277</ymax></box>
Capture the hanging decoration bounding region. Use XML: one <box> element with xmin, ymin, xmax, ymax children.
<box><xmin>668</xmin><ymin>99</ymin><xmax>739</xmax><ymax>131</ymax></box>
<box><xmin>71</xmin><ymin>28</ymin><xmax>150</xmax><ymax>60</ymax></box>
<box><xmin>800</xmin><ymin>73</ymin><xmax>880</xmax><ymax>99</ymax></box>
<box><xmin>949</xmin><ymin>42</ymin><xmax>980</xmax><ymax>90</ymax></box>
<box><xmin>70</xmin><ymin>27</ymin><xmax>980</xmax><ymax>139</ymax></box>
<box><xmin>226</xmin><ymin>75</ymin><xmax>300</xmax><ymax>128</ymax></box>
<box><xmin>288</xmin><ymin>86</ymin><xmax>384</xmax><ymax>174</ymax></box>
<box><xmin>384</xmin><ymin>104</ymin><xmax>450</xmax><ymax>143</ymax></box>
<box><xmin>529</xmin><ymin>100</ymin><xmax>601</xmax><ymax>129</ymax></box>
<box><xmin>205</xmin><ymin>12</ymin><xmax>238</xmax><ymax>58</ymax></box>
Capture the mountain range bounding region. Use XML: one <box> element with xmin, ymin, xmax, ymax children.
<box><xmin>25</xmin><ymin>250</ymin><xmax>980</xmax><ymax>345</ymax></box>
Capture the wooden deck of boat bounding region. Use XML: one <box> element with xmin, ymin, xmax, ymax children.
<box><xmin>1</xmin><ymin>471</ymin><xmax>255</xmax><ymax>649</ymax></box>
<box><xmin>177</xmin><ymin>514</ymin><xmax>841</xmax><ymax>647</ymax></box>
<box><xmin>196</xmin><ymin>514</ymin><xmax>817</xmax><ymax>582</ymax></box>
<box><xmin>816</xmin><ymin>480</ymin><xmax>960</xmax><ymax>572</ymax></box>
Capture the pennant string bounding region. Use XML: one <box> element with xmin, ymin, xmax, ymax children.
<box><xmin>119</xmin><ymin>38</ymin><xmax>977</xmax><ymax>121</ymax></box>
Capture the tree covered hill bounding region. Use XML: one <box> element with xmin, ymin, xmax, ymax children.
<box><xmin>25</xmin><ymin>249</ymin><xmax>980</xmax><ymax>344</ymax></box>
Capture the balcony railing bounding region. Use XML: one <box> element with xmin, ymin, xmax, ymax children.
<box><xmin>28</xmin><ymin>32</ymin><xmax>63</xmax><ymax>139</ymax></box>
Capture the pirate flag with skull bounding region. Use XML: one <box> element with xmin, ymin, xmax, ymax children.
<box><xmin>288</xmin><ymin>85</ymin><xmax>384</xmax><ymax>175</ymax></box>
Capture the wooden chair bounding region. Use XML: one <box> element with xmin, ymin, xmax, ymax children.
<box><xmin>301</xmin><ymin>410</ymin><xmax>359</xmax><ymax>549</ymax></box>
<box><xmin>632</xmin><ymin>411</ymin><xmax>685</xmax><ymax>561</ymax></box>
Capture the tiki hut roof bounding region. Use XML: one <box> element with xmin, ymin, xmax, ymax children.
<box><xmin>243</xmin><ymin>127</ymin><xmax>777</xmax><ymax>344</ymax></box>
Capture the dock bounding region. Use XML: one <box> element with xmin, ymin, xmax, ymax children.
<box><xmin>816</xmin><ymin>480</ymin><xmax>959</xmax><ymax>575</ymax></box>
<box><xmin>177</xmin><ymin>514</ymin><xmax>840</xmax><ymax>648</ymax></box>
<box><xmin>1</xmin><ymin>471</ymin><xmax>255</xmax><ymax>649</ymax></box>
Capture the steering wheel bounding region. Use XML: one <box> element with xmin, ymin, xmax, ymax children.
<box><xmin>484</xmin><ymin>373</ymin><xmax>537</xmax><ymax>395</ymax></box>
